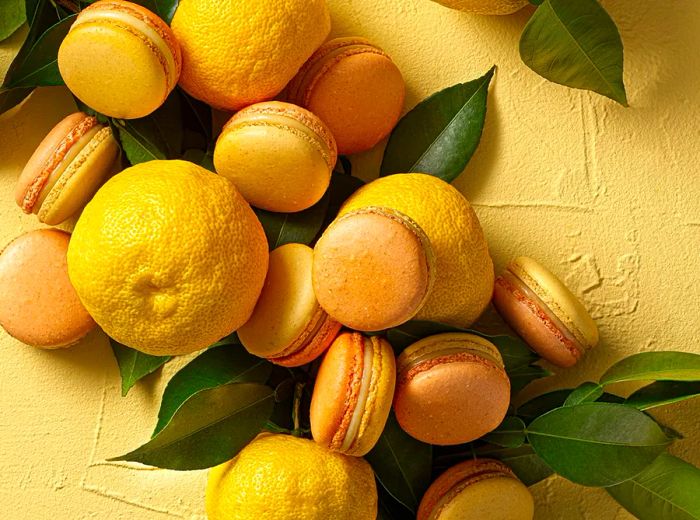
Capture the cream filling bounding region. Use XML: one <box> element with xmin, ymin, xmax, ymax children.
<box><xmin>340</xmin><ymin>337</ymin><xmax>374</xmax><ymax>452</ymax></box>
<box><xmin>73</xmin><ymin>9</ymin><xmax>177</xmax><ymax>89</ymax></box>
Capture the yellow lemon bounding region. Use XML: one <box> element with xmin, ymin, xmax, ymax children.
<box><xmin>67</xmin><ymin>160</ymin><xmax>269</xmax><ymax>356</ymax></box>
<box><xmin>171</xmin><ymin>0</ymin><xmax>331</xmax><ymax>111</ymax></box>
<box><xmin>340</xmin><ymin>173</ymin><xmax>494</xmax><ymax>328</ymax></box>
<box><xmin>206</xmin><ymin>434</ymin><xmax>377</xmax><ymax>520</ymax></box>
<box><xmin>429</xmin><ymin>0</ymin><xmax>528</xmax><ymax>15</ymax></box>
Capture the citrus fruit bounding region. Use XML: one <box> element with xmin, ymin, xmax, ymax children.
<box><xmin>67</xmin><ymin>160</ymin><xmax>269</xmax><ymax>356</ymax></box>
<box><xmin>171</xmin><ymin>0</ymin><xmax>331</xmax><ymax>111</ymax></box>
<box><xmin>339</xmin><ymin>173</ymin><xmax>494</xmax><ymax>328</ymax></box>
<box><xmin>206</xmin><ymin>434</ymin><xmax>377</xmax><ymax>520</ymax></box>
<box><xmin>429</xmin><ymin>0</ymin><xmax>528</xmax><ymax>15</ymax></box>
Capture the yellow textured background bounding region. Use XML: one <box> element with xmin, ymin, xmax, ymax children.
<box><xmin>1</xmin><ymin>1</ymin><xmax>698</xmax><ymax>518</ymax></box>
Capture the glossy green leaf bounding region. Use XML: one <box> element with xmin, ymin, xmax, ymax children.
<box><xmin>381</xmin><ymin>67</ymin><xmax>494</xmax><ymax>182</ymax></box>
<box><xmin>321</xmin><ymin>171</ymin><xmax>365</xmax><ymax>230</ymax></box>
<box><xmin>366</xmin><ymin>413</ymin><xmax>432</xmax><ymax>513</ymax></box>
<box><xmin>508</xmin><ymin>364</ymin><xmax>552</xmax><ymax>395</ymax></box>
<box><xmin>483</xmin><ymin>416</ymin><xmax>526</xmax><ymax>448</ymax></box>
<box><xmin>477</xmin><ymin>444</ymin><xmax>555</xmax><ymax>486</ymax></box>
<box><xmin>255</xmin><ymin>191</ymin><xmax>330</xmax><ymax>250</ymax></box>
<box><xmin>527</xmin><ymin>403</ymin><xmax>672</xmax><ymax>487</ymax></box>
<box><xmin>111</xmin><ymin>382</ymin><xmax>274</xmax><ymax>470</ymax></box>
<box><xmin>519</xmin><ymin>0</ymin><xmax>627</xmax><ymax>105</ymax></box>
<box><xmin>109</xmin><ymin>338</ymin><xmax>171</xmax><ymax>397</ymax></box>
<box><xmin>607</xmin><ymin>454</ymin><xmax>700</xmax><ymax>520</ymax></box>
<box><xmin>601</xmin><ymin>352</ymin><xmax>700</xmax><ymax>385</ymax></box>
<box><xmin>0</xmin><ymin>0</ymin><xmax>25</xmax><ymax>41</ymax></box>
<box><xmin>626</xmin><ymin>381</ymin><xmax>700</xmax><ymax>411</ymax></box>
<box><xmin>153</xmin><ymin>344</ymin><xmax>273</xmax><ymax>435</ymax></box>
<box><xmin>516</xmin><ymin>389</ymin><xmax>571</xmax><ymax>424</ymax></box>
<box><xmin>0</xmin><ymin>87</ymin><xmax>33</xmax><ymax>114</ymax></box>
<box><xmin>131</xmin><ymin>0</ymin><xmax>180</xmax><ymax>24</ymax></box>
<box><xmin>564</xmin><ymin>382</ymin><xmax>604</xmax><ymax>406</ymax></box>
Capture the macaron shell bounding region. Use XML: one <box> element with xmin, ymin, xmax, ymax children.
<box><xmin>433</xmin><ymin>476</ymin><xmax>534</xmax><ymax>520</ymax></box>
<box><xmin>397</xmin><ymin>332</ymin><xmax>504</xmax><ymax>374</ymax></box>
<box><xmin>509</xmin><ymin>256</ymin><xmax>599</xmax><ymax>348</ymax></box>
<box><xmin>313</xmin><ymin>208</ymin><xmax>434</xmax><ymax>331</ymax></box>
<box><xmin>0</xmin><ymin>230</ymin><xmax>96</xmax><ymax>348</ymax></box>
<box><xmin>38</xmin><ymin>126</ymin><xmax>119</xmax><ymax>225</ymax></box>
<box><xmin>269</xmin><ymin>310</ymin><xmax>341</xmax><ymax>368</ymax></box>
<box><xmin>394</xmin><ymin>354</ymin><xmax>510</xmax><ymax>445</ymax></box>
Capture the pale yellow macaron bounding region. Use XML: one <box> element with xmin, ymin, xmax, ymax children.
<box><xmin>492</xmin><ymin>256</ymin><xmax>599</xmax><ymax>367</ymax></box>
<box><xmin>214</xmin><ymin>101</ymin><xmax>337</xmax><ymax>213</ymax></box>
<box><xmin>238</xmin><ymin>243</ymin><xmax>341</xmax><ymax>367</ymax></box>
<box><xmin>58</xmin><ymin>0</ymin><xmax>182</xmax><ymax>119</ymax></box>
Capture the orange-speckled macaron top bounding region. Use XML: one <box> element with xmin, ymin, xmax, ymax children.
<box><xmin>310</xmin><ymin>332</ymin><xmax>396</xmax><ymax>456</ymax></box>
<box><xmin>313</xmin><ymin>207</ymin><xmax>435</xmax><ymax>331</ymax></box>
<box><xmin>15</xmin><ymin>113</ymin><xmax>99</xmax><ymax>213</ymax></box>
<box><xmin>0</xmin><ymin>230</ymin><xmax>96</xmax><ymax>348</ymax></box>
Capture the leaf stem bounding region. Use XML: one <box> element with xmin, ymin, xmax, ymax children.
<box><xmin>291</xmin><ymin>381</ymin><xmax>305</xmax><ymax>436</ymax></box>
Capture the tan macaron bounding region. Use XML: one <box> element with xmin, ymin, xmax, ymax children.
<box><xmin>312</xmin><ymin>207</ymin><xmax>435</xmax><ymax>331</ymax></box>
<box><xmin>238</xmin><ymin>243</ymin><xmax>341</xmax><ymax>367</ymax></box>
<box><xmin>394</xmin><ymin>333</ymin><xmax>510</xmax><ymax>445</ymax></box>
<box><xmin>492</xmin><ymin>256</ymin><xmax>599</xmax><ymax>367</ymax></box>
<box><xmin>0</xmin><ymin>230</ymin><xmax>96</xmax><ymax>348</ymax></box>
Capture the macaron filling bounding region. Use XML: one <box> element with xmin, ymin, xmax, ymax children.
<box><xmin>268</xmin><ymin>308</ymin><xmax>338</xmax><ymax>365</ymax></box>
<box><xmin>498</xmin><ymin>270</ymin><xmax>587</xmax><ymax>357</ymax></box>
<box><xmin>399</xmin><ymin>336</ymin><xmax>504</xmax><ymax>376</ymax></box>
<box><xmin>338</xmin><ymin>336</ymin><xmax>374</xmax><ymax>452</ymax></box>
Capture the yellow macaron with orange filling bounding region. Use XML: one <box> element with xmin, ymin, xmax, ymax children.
<box><xmin>417</xmin><ymin>458</ymin><xmax>534</xmax><ymax>520</ymax></box>
<box><xmin>238</xmin><ymin>243</ymin><xmax>341</xmax><ymax>367</ymax></box>
<box><xmin>15</xmin><ymin>112</ymin><xmax>119</xmax><ymax>225</ymax></box>
<box><xmin>394</xmin><ymin>333</ymin><xmax>510</xmax><ymax>445</ymax></box>
<box><xmin>214</xmin><ymin>101</ymin><xmax>337</xmax><ymax>213</ymax></box>
<box><xmin>492</xmin><ymin>256</ymin><xmax>599</xmax><ymax>367</ymax></box>
<box><xmin>310</xmin><ymin>332</ymin><xmax>396</xmax><ymax>456</ymax></box>
<box><xmin>58</xmin><ymin>0</ymin><xmax>181</xmax><ymax>119</ymax></box>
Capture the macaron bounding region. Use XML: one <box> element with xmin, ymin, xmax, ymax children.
<box><xmin>310</xmin><ymin>332</ymin><xmax>396</xmax><ymax>456</ymax></box>
<box><xmin>238</xmin><ymin>243</ymin><xmax>341</xmax><ymax>367</ymax></box>
<box><xmin>287</xmin><ymin>37</ymin><xmax>405</xmax><ymax>155</ymax></box>
<box><xmin>417</xmin><ymin>458</ymin><xmax>534</xmax><ymax>520</ymax></box>
<box><xmin>313</xmin><ymin>207</ymin><xmax>435</xmax><ymax>331</ymax></box>
<box><xmin>58</xmin><ymin>0</ymin><xmax>182</xmax><ymax>119</ymax></box>
<box><xmin>15</xmin><ymin>112</ymin><xmax>119</xmax><ymax>225</ymax></box>
<box><xmin>492</xmin><ymin>256</ymin><xmax>599</xmax><ymax>368</ymax></box>
<box><xmin>0</xmin><ymin>230</ymin><xmax>96</xmax><ymax>348</ymax></box>
<box><xmin>394</xmin><ymin>333</ymin><xmax>510</xmax><ymax>445</ymax></box>
<box><xmin>213</xmin><ymin>101</ymin><xmax>337</xmax><ymax>213</ymax></box>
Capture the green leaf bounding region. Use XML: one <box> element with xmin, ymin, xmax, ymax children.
<box><xmin>508</xmin><ymin>363</ymin><xmax>552</xmax><ymax>395</ymax></box>
<box><xmin>626</xmin><ymin>381</ymin><xmax>700</xmax><ymax>411</ymax></box>
<box><xmin>527</xmin><ymin>403</ymin><xmax>672</xmax><ymax>487</ymax></box>
<box><xmin>0</xmin><ymin>0</ymin><xmax>25</xmax><ymax>41</ymax></box>
<box><xmin>321</xmin><ymin>171</ymin><xmax>365</xmax><ymax>230</ymax></box>
<box><xmin>366</xmin><ymin>412</ymin><xmax>432</xmax><ymax>513</ymax></box>
<box><xmin>519</xmin><ymin>0</ymin><xmax>627</xmax><ymax>105</ymax></box>
<box><xmin>564</xmin><ymin>382</ymin><xmax>604</xmax><ymax>406</ymax></box>
<box><xmin>380</xmin><ymin>67</ymin><xmax>494</xmax><ymax>182</ymax></box>
<box><xmin>109</xmin><ymin>338</ymin><xmax>171</xmax><ymax>397</ymax></box>
<box><xmin>607</xmin><ymin>454</ymin><xmax>700</xmax><ymax>520</ymax></box>
<box><xmin>516</xmin><ymin>389</ymin><xmax>572</xmax><ymax>424</ymax></box>
<box><xmin>601</xmin><ymin>352</ymin><xmax>700</xmax><ymax>385</ymax></box>
<box><xmin>255</xmin><ymin>191</ymin><xmax>331</xmax><ymax>250</ymax></box>
<box><xmin>377</xmin><ymin>483</ymin><xmax>415</xmax><ymax>520</ymax></box>
<box><xmin>478</xmin><ymin>444</ymin><xmax>555</xmax><ymax>486</ymax></box>
<box><xmin>111</xmin><ymin>382</ymin><xmax>274</xmax><ymax>470</ymax></box>
<box><xmin>483</xmin><ymin>416</ymin><xmax>526</xmax><ymax>448</ymax></box>
<box><xmin>154</xmin><ymin>344</ymin><xmax>273</xmax><ymax>435</ymax></box>
<box><xmin>3</xmin><ymin>14</ymin><xmax>75</xmax><ymax>88</ymax></box>
<box><xmin>131</xmin><ymin>0</ymin><xmax>180</xmax><ymax>24</ymax></box>
<box><xmin>0</xmin><ymin>87</ymin><xmax>33</xmax><ymax>114</ymax></box>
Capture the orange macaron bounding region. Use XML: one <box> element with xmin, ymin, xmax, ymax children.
<box><xmin>418</xmin><ymin>458</ymin><xmax>534</xmax><ymax>520</ymax></box>
<box><xmin>237</xmin><ymin>243</ymin><xmax>341</xmax><ymax>367</ymax></box>
<box><xmin>310</xmin><ymin>332</ymin><xmax>396</xmax><ymax>456</ymax></box>
<box><xmin>0</xmin><ymin>229</ymin><xmax>96</xmax><ymax>348</ymax></box>
<box><xmin>394</xmin><ymin>333</ymin><xmax>510</xmax><ymax>445</ymax></box>
<box><xmin>287</xmin><ymin>37</ymin><xmax>405</xmax><ymax>155</ymax></box>
<box><xmin>15</xmin><ymin>112</ymin><xmax>119</xmax><ymax>226</ymax></box>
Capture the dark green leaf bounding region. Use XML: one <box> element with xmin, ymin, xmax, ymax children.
<box><xmin>111</xmin><ymin>382</ymin><xmax>274</xmax><ymax>470</ymax></box>
<box><xmin>519</xmin><ymin>0</ymin><xmax>627</xmax><ymax>105</ymax></box>
<box><xmin>601</xmin><ymin>352</ymin><xmax>700</xmax><ymax>385</ymax></box>
<box><xmin>564</xmin><ymin>382</ymin><xmax>604</xmax><ymax>406</ymax></box>
<box><xmin>179</xmin><ymin>88</ymin><xmax>212</xmax><ymax>151</ymax></box>
<box><xmin>477</xmin><ymin>444</ymin><xmax>555</xmax><ymax>486</ymax></box>
<box><xmin>626</xmin><ymin>381</ymin><xmax>700</xmax><ymax>411</ymax></box>
<box><xmin>131</xmin><ymin>0</ymin><xmax>180</xmax><ymax>24</ymax></box>
<box><xmin>321</xmin><ymin>172</ymin><xmax>365</xmax><ymax>230</ymax></box>
<box><xmin>527</xmin><ymin>403</ymin><xmax>672</xmax><ymax>487</ymax></box>
<box><xmin>0</xmin><ymin>0</ymin><xmax>25</xmax><ymax>41</ymax></box>
<box><xmin>607</xmin><ymin>454</ymin><xmax>700</xmax><ymax>520</ymax></box>
<box><xmin>4</xmin><ymin>14</ymin><xmax>75</xmax><ymax>88</ymax></box>
<box><xmin>516</xmin><ymin>389</ymin><xmax>571</xmax><ymax>424</ymax></box>
<box><xmin>0</xmin><ymin>87</ymin><xmax>33</xmax><ymax>115</ymax></box>
<box><xmin>508</xmin><ymin>364</ymin><xmax>552</xmax><ymax>394</ymax></box>
<box><xmin>154</xmin><ymin>344</ymin><xmax>273</xmax><ymax>435</ymax></box>
<box><xmin>255</xmin><ymin>191</ymin><xmax>331</xmax><ymax>250</ymax></box>
<box><xmin>377</xmin><ymin>482</ymin><xmax>415</xmax><ymax>520</ymax></box>
<box><xmin>483</xmin><ymin>416</ymin><xmax>526</xmax><ymax>448</ymax></box>
<box><xmin>381</xmin><ymin>67</ymin><xmax>494</xmax><ymax>182</ymax></box>
<box><xmin>109</xmin><ymin>338</ymin><xmax>171</xmax><ymax>397</ymax></box>
<box><xmin>366</xmin><ymin>412</ymin><xmax>432</xmax><ymax>513</ymax></box>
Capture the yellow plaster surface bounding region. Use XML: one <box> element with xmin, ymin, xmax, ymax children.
<box><xmin>1</xmin><ymin>1</ymin><xmax>698</xmax><ymax>518</ymax></box>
